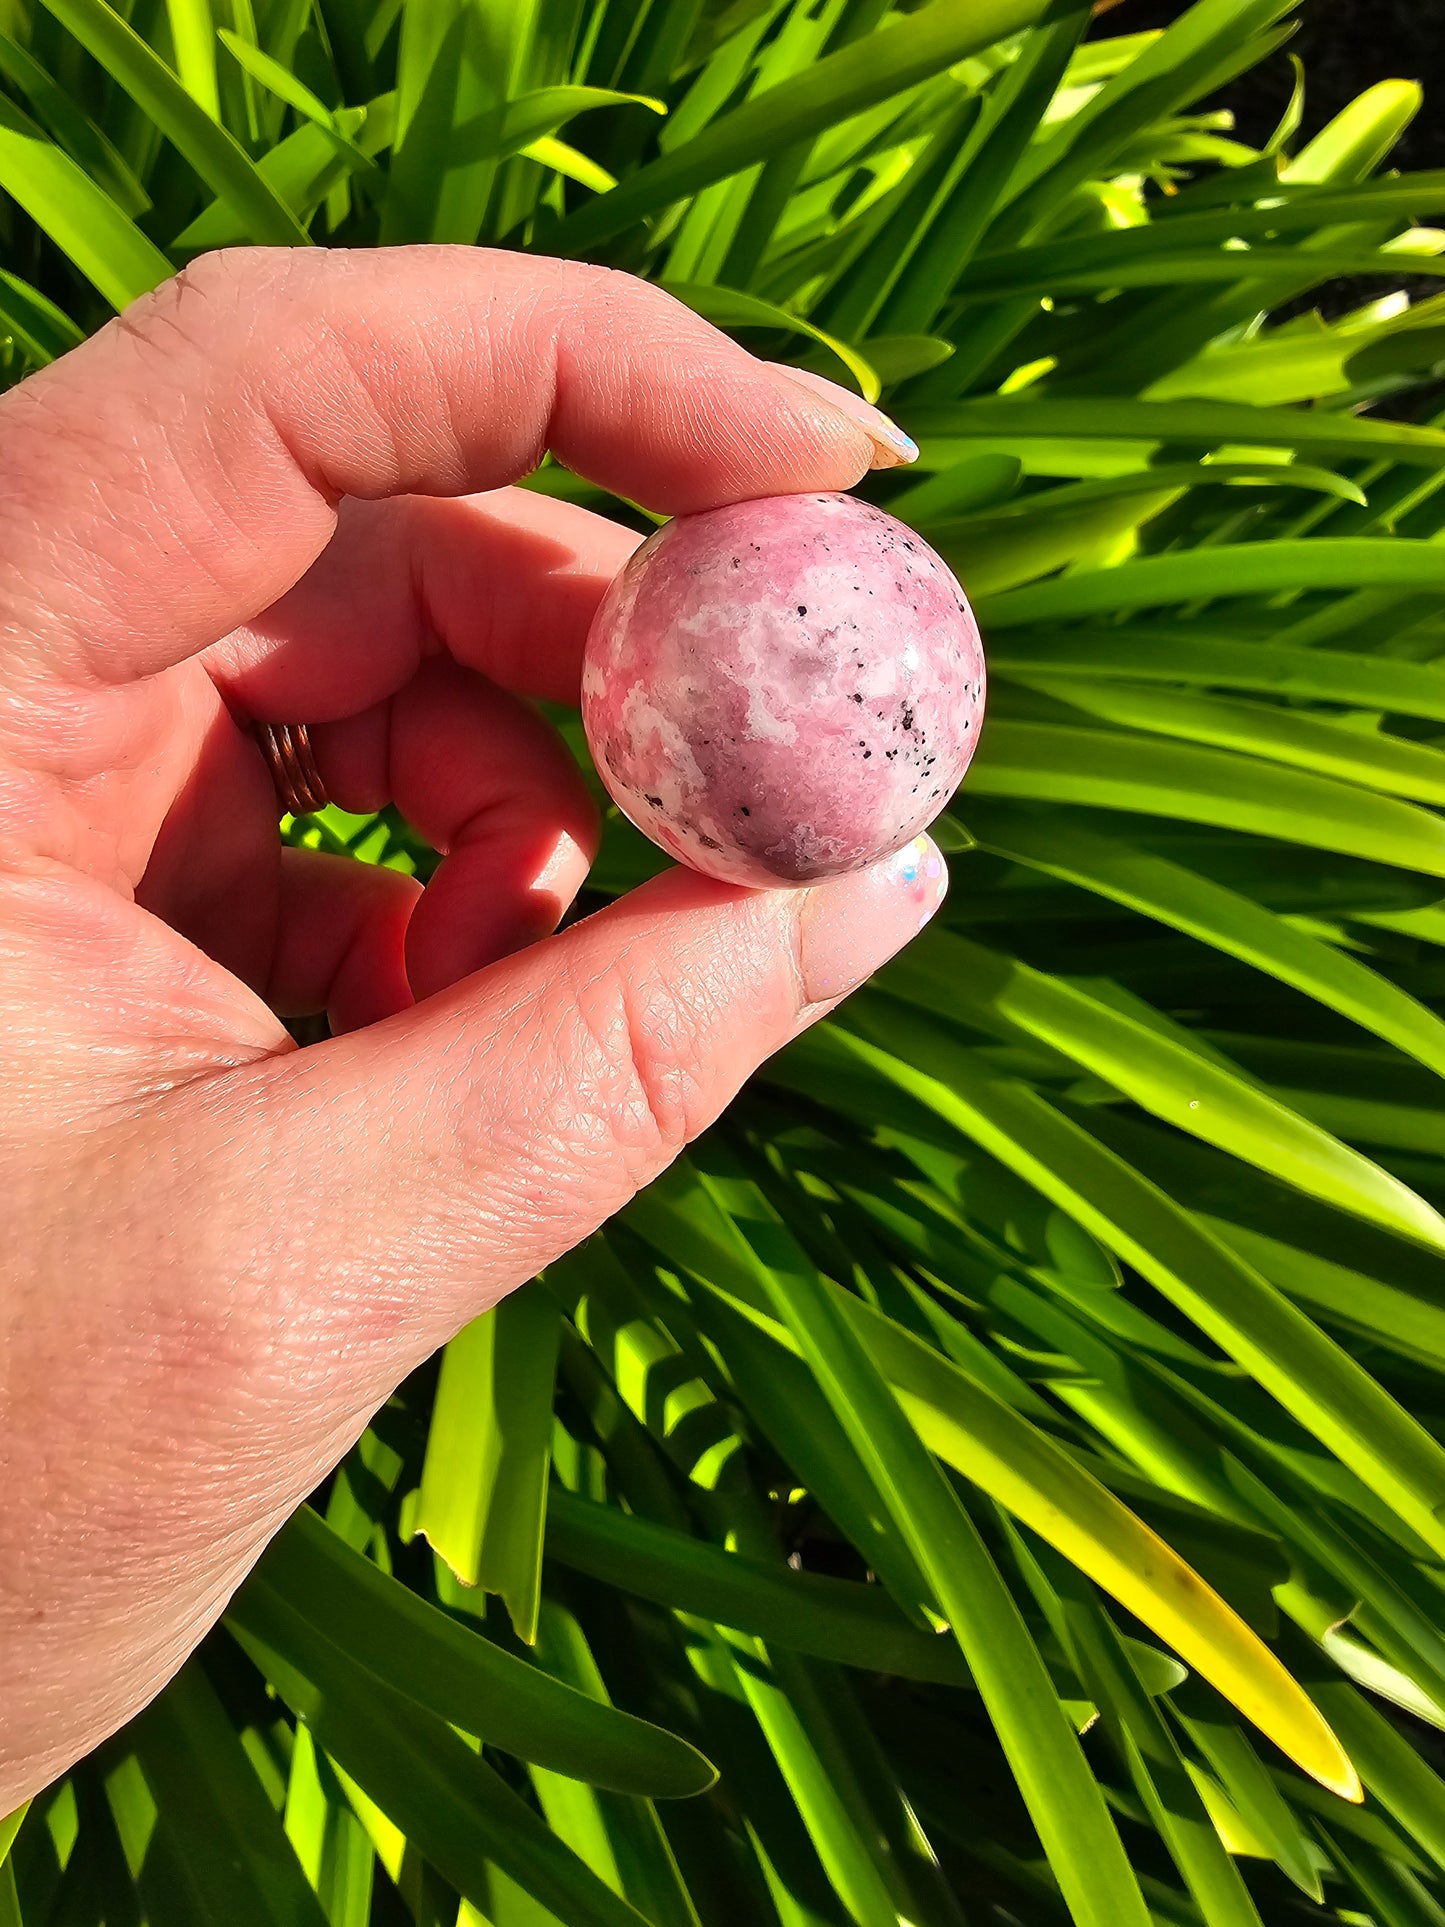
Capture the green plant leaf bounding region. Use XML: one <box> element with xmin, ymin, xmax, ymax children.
<box><xmin>415</xmin><ymin>1284</ymin><xmax>561</xmax><ymax>1644</ymax></box>
<box><xmin>890</xmin><ymin>451</ymin><xmax>1024</xmax><ymax>521</ymax></box>
<box><xmin>970</xmin><ymin>720</ymin><xmax>1445</xmax><ymax>880</ymax></box>
<box><xmin>523</xmin><ymin>132</ymin><xmax>618</xmax><ymax>195</ymax></box>
<box><xmin>382</xmin><ymin>0</ymin><xmax>509</xmax><ymax>245</ymax></box>
<box><xmin>968</xmin><ymin>801</ymin><xmax>1445</xmax><ymax>1080</ymax></box>
<box><xmin>0</xmin><ymin>24</ymin><xmax>149</xmax><ymax>214</ymax></box>
<box><xmin>127</xmin><ymin>1662</ymin><xmax>331</xmax><ymax>1927</ymax></box>
<box><xmin>1018</xmin><ymin>678</ymin><xmax>1445</xmax><ymax>806</ymax></box>
<box><xmin>0</xmin><ymin>95</ymin><xmax>171</xmax><ymax>308</ymax></box>
<box><xmin>551</xmin><ymin>0</ymin><xmax>1055</xmax><ymax>253</ymax></box>
<box><xmin>218</xmin><ymin>29</ymin><xmax>349</xmax><ymax>136</ymax></box>
<box><xmin>629</xmin><ymin>1157</ymin><xmax>1358</xmax><ymax>1800</ymax></box>
<box><xmin>525</xmin><ymin>1599</ymin><xmax>707</xmax><ymax>1927</ymax></box>
<box><xmin>981</xmin><ymin>537</ymin><xmax>1445</xmax><ymax>625</ymax></box>
<box><xmin>1289</xmin><ymin>1647</ymin><xmax>1445</xmax><ymax>1874</ymax></box>
<box><xmin>0</xmin><ymin>266</ymin><xmax>84</xmax><ymax>363</ymax></box>
<box><xmin>234</xmin><ymin>1505</ymin><xmax>717</xmax><ymax>1799</ymax></box>
<box><xmin>504</xmin><ymin>84</ymin><xmax>665</xmax><ymax>154</ymax></box>
<box><xmin>988</xmin><ymin>628</ymin><xmax>1445</xmax><ymax>722</ymax></box>
<box><xmin>37</xmin><ymin>0</ymin><xmax>310</xmax><ymax>244</ymax></box>
<box><xmin>1025</xmin><ymin>1537</ymin><xmax>1269</xmax><ymax>1927</ymax></box>
<box><xmin>282</xmin><ymin>1726</ymin><xmax>375</xmax><ymax>1927</ymax></box>
<box><xmin>662</xmin><ymin>280</ymin><xmax>880</xmax><ymax>401</ymax></box>
<box><xmin>0</xmin><ymin>1810</ymin><xmax>26</xmax><ymax>1867</ymax></box>
<box><xmin>692</xmin><ymin>1150</ymin><xmax>1154</xmax><ymax>1927</ymax></box>
<box><xmin>230</xmin><ymin>1583</ymin><xmax>657</xmax><ymax>1927</ymax></box>
<box><xmin>922</xmin><ymin>395</ymin><xmax>1445</xmax><ymax>464</ymax></box>
<box><xmin>546</xmin><ymin>1487</ymin><xmax>975</xmax><ymax>1686</ymax></box>
<box><xmin>863</xmin><ymin>931</ymin><xmax>1444</xmax><ymax>1246</ymax></box>
<box><xmin>796</xmin><ymin>1025</ymin><xmax>1445</xmax><ymax>1579</ymax></box>
<box><xmin>175</xmin><ymin>95</ymin><xmax>393</xmax><ymax>250</ymax></box>
<box><xmin>1171</xmin><ymin>1678</ymin><xmax>1326</xmax><ymax>1899</ymax></box>
<box><xmin>163</xmin><ymin>0</ymin><xmax>219</xmax><ymax>120</ymax></box>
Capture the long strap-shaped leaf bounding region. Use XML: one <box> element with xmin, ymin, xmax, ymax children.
<box><xmin>967</xmin><ymin>801</ymin><xmax>1445</xmax><ymax>1081</ymax></box>
<box><xmin>1171</xmin><ymin>1675</ymin><xmax>1325</xmax><ymax>1897</ymax></box>
<box><xmin>0</xmin><ymin>265</ymin><xmax>83</xmax><ymax>363</ymax></box>
<box><xmin>630</xmin><ymin>1155</ymin><xmax>1359</xmax><ymax>1800</ymax></box>
<box><xmin>663</xmin><ymin>281</ymin><xmax>881</xmax><ymax>400</ymax></box>
<box><xmin>1020</xmin><ymin>1533</ymin><xmax>1268</xmax><ymax>1927</ymax></box>
<box><xmin>1016</xmin><ymin>677</ymin><xmax>1445</xmax><ymax>806</ymax></box>
<box><xmin>0</xmin><ymin>1808</ymin><xmax>24</xmax><ymax>1868</ymax></box>
<box><xmin>993</xmin><ymin>0</ymin><xmax>1297</xmax><ymax>238</ymax></box>
<box><xmin>0</xmin><ymin>22</ymin><xmax>149</xmax><ymax>214</ymax></box>
<box><xmin>546</xmin><ymin>1487</ymin><xmax>975</xmax><ymax>1687</ymax></box>
<box><xmin>981</xmin><ymin>537</ymin><xmax>1445</xmax><ymax>624</ymax></box>
<box><xmin>976</xmin><ymin>174</ymin><xmax>1445</xmax><ymax>265</ymax></box>
<box><xmin>762</xmin><ymin>1645</ymin><xmax>971</xmax><ymax>1927</ymax></box>
<box><xmin>711</xmin><ymin>1631</ymin><xmax>906</xmax><ymax>1927</ymax></box>
<box><xmin>1204</xmin><ymin>1211</ymin><xmax>1445</xmax><ymax>1369</ymax></box>
<box><xmin>37</xmin><ymin>0</ymin><xmax>310</xmax><ymax>245</ymax></box>
<box><xmin>237</xmin><ymin>1505</ymin><xmax>716</xmax><ymax>1799</ymax></box>
<box><xmin>231</xmin><ymin>1578</ymin><xmax>656</xmax><ymax>1927</ymax></box>
<box><xmin>921</xmin><ymin>396</ymin><xmax>1445</xmax><ymax>464</ymax></box>
<box><xmin>861</xmin><ymin>933</ymin><xmax>1445</xmax><ymax>1248</ymax></box>
<box><xmin>691</xmin><ymin>1151</ymin><xmax>1154</xmax><ymax>1927</ymax></box>
<box><xmin>933</xmin><ymin>462</ymin><xmax>1369</xmax><ymax>530</ymax></box>
<box><xmin>176</xmin><ymin>96</ymin><xmax>394</xmax><ymax>252</ymax></box>
<box><xmin>797</xmin><ymin>1026</ymin><xmax>1445</xmax><ymax>1580</ymax></box>
<box><xmin>870</xmin><ymin>0</ymin><xmax>1093</xmax><ymax>338</ymax></box>
<box><xmin>1283</xmin><ymin>1635</ymin><xmax>1445</xmax><ymax>1874</ymax></box>
<box><xmin>282</xmin><ymin>1725</ymin><xmax>374</xmax><ymax>1927</ymax></box>
<box><xmin>0</xmin><ymin>94</ymin><xmax>170</xmax><ymax>308</ymax></box>
<box><xmin>414</xmin><ymin>1284</ymin><xmax>561</xmax><ymax>1643</ymax></box>
<box><xmin>988</xmin><ymin>630</ymin><xmax>1445</xmax><ymax>722</ymax></box>
<box><xmin>127</xmin><ymin>1663</ymin><xmax>331</xmax><ymax>1927</ymax></box>
<box><xmin>550</xmin><ymin>0</ymin><xmax>1052</xmax><ymax>253</ymax></box>
<box><xmin>958</xmin><ymin>242</ymin><xmax>1445</xmax><ymax>299</ymax></box>
<box><xmin>970</xmin><ymin>721</ymin><xmax>1445</xmax><ymax>878</ymax></box>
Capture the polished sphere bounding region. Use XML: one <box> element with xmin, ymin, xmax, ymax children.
<box><xmin>581</xmin><ymin>492</ymin><xmax>985</xmax><ymax>888</ymax></box>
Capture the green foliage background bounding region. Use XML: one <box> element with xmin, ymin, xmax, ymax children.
<box><xmin>7</xmin><ymin>1</ymin><xmax>1445</xmax><ymax>1923</ymax></box>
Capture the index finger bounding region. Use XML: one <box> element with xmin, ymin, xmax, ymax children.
<box><xmin>0</xmin><ymin>246</ymin><xmax>895</xmax><ymax>692</ymax></box>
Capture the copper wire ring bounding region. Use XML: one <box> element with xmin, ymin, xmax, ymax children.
<box><xmin>253</xmin><ymin>720</ymin><xmax>330</xmax><ymax>818</ymax></box>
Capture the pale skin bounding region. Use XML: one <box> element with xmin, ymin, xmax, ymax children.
<box><xmin>0</xmin><ymin>247</ymin><xmax>951</xmax><ymax>1810</ymax></box>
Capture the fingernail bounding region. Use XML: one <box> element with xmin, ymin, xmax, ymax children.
<box><xmin>768</xmin><ymin>362</ymin><xmax>920</xmax><ymax>468</ymax></box>
<box><xmin>799</xmin><ymin>836</ymin><xmax>947</xmax><ymax>1005</ymax></box>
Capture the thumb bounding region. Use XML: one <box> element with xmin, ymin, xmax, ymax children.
<box><xmin>0</xmin><ymin>841</ymin><xmax>947</xmax><ymax>1805</ymax></box>
<box><xmin>225</xmin><ymin>839</ymin><xmax>948</xmax><ymax>1388</ymax></box>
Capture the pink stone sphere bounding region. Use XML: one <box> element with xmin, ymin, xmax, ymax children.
<box><xmin>580</xmin><ymin>492</ymin><xmax>986</xmax><ymax>888</ymax></box>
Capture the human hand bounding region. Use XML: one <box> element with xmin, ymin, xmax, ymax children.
<box><xmin>0</xmin><ymin>247</ymin><xmax>946</xmax><ymax>1807</ymax></box>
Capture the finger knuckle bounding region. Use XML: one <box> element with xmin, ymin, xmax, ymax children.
<box><xmin>172</xmin><ymin>246</ymin><xmax>271</xmax><ymax>304</ymax></box>
<box><xmin>593</xmin><ymin>261</ymin><xmax>673</xmax><ymax>309</ymax></box>
<box><xmin>572</xmin><ymin>960</ymin><xmax>709</xmax><ymax>1181</ymax></box>
<box><xmin>117</xmin><ymin>249</ymin><xmax>278</xmax><ymax>360</ymax></box>
<box><xmin>558</xmin><ymin>259</ymin><xmax>691</xmax><ymax>346</ymax></box>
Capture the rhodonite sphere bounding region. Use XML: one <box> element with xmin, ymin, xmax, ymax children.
<box><xmin>580</xmin><ymin>492</ymin><xmax>985</xmax><ymax>888</ymax></box>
